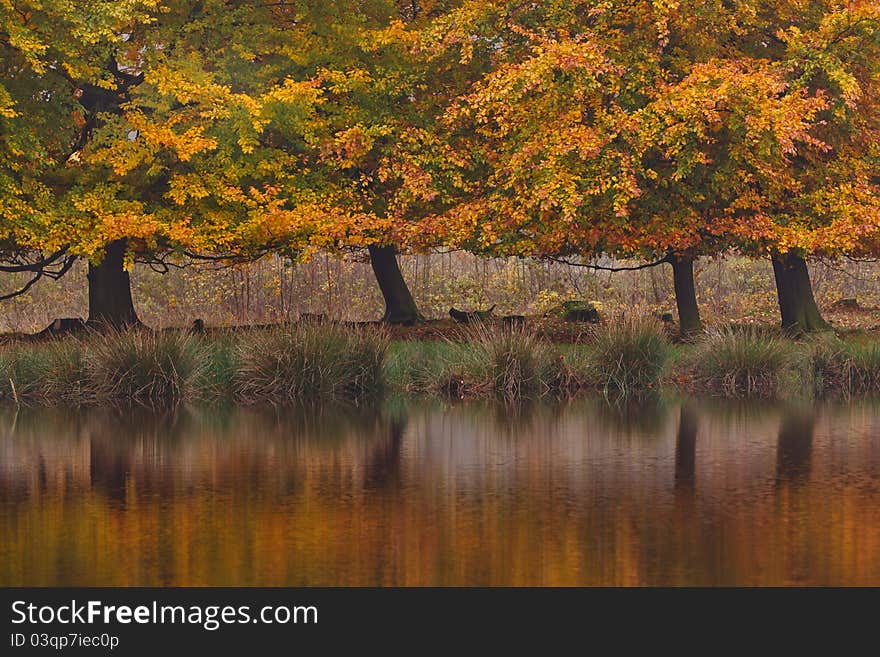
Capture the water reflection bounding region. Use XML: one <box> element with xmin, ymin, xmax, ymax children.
<box><xmin>674</xmin><ymin>404</ymin><xmax>698</xmax><ymax>494</ymax></box>
<box><xmin>775</xmin><ymin>408</ymin><xmax>815</xmax><ymax>484</ymax></box>
<box><xmin>1</xmin><ymin>398</ymin><xmax>879</xmax><ymax>586</ymax></box>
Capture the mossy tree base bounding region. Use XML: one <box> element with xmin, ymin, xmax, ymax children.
<box><xmin>771</xmin><ymin>252</ymin><xmax>830</xmax><ymax>334</ymax></box>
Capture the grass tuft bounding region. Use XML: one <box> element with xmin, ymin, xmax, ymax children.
<box><xmin>809</xmin><ymin>336</ymin><xmax>880</xmax><ymax>396</ymax></box>
<box><xmin>0</xmin><ymin>339</ymin><xmax>89</xmax><ymax>405</ymax></box>
<box><xmin>84</xmin><ymin>328</ymin><xmax>205</xmax><ymax>408</ymax></box>
<box><xmin>458</xmin><ymin>323</ymin><xmax>552</xmax><ymax>400</ymax></box>
<box><xmin>0</xmin><ymin>321</ymin><xmax>875</xmax><ymax>406</ymax></box>
<box><xmin>584</xmin><ymin>317</ymin><xmax>671</xmax><ymax>396</ymax></box>
<box><xmin>689</xmin><ymin>326</ymin><xmax>795</xmax><ymax>398</ymax></box>
<box><xmin>234</xmin><ymin>321</ymin><xmax>388</xmax><ymax>402</ymax></box>
<box><xmin>388</xmin><ymin>324</ymin><xmax>554</xmax><ymax>400</ymax></box>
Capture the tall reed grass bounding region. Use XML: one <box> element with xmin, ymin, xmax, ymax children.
<box><xmin>583</xmin><ymin>317</ymin><xmax>671</xmax><ymax>397</ymax></box>
<box><xmin>234</xmin><ymin>321</ymin><xmax>388</xmax><ymax>402</ymax></box>
<box><xmin>84</xmin><ymin>328</ymin><xmax>205</xmax><ymax>407</ymax></box>
<box><xmin>0</xmin><ymin>319</ymin><xmax>876</xmax><ymax>407</ymax></box>
<box><xmin>389</xmin><ymin>323</ymin><xmax>598</xmax><ymax>400</ymax></box>
<box><xmin>688</xmin><ymin>326</ymin><xmax>795</xmax><ymax>398</ymax></box>
<box><xmin>0</xmin><ymin>340</ymin><xmax>88</xmax><ymax>404</ymax></box>
<box><xmin>809</xmin><ymin>336</ymin><xmax>880</xmax><ymax>396</ymax></box>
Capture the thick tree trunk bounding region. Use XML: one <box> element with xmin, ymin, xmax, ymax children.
<box><xmin>87</xmin><ymin>238</ymin><xmax>140</xmax><ymax>329</ymax></box>
<box><xmin>669</xmin><ymin>254</ymin><xmax>702</xmax><ymax>338</ymax></box>
<box><xmin>368</xmin><ymin>245</ymin><xmax>420</xmax><ymax>324</ymax></box>
<box><xmin>771</xmin><ymin>252</ymin><xmax>830</xmax><ymax>333</ymax></box>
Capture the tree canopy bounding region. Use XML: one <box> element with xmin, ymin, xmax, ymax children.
<box><xmin>0</xmin><ymin>0</ymin><xmax>878</xmax><ymax>330</ymax></box>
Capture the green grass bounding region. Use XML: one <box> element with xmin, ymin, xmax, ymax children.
<box><xmin>234</xmin><ymin>321</ymin><xmax>389</xmax><ymax>403</ymax></box>
<box><xmin>0</xmin><ymin>320</ymin><xmax>877</xmax><ymax>407</ymax></box>
<box><xmin>0</xmin><ymin>340</ymin><xmax>89</xmax><ymax>404</ymax></box>
<box><xmin>582</xmin><ymin>317</ymin><xmax>672</xmax><ymax>397</ymax></box>
<box><xmin>84</xmin><ymin>328</ymin><xmax>206</xmax><ymax>408</ymax></box>
<box><xmin>688</xmin><ymin>326</ymin><xmax>796</xmax><ymax>398</ymax></box>
<box><xmin>192</xmin><ymin>331</ymin><xmax>239</xmax><ymax>400</ymax></box>
<box><xmin>809</xmin><ymin>335</ymin><xmax>880</xmax><ymax>396</ymax></box>
<box><xmin>387</xmin><ymin>324</ymin><xmax>592</xmax><ymax>400</ymax></box>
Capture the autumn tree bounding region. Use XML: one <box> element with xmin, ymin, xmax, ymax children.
<box><xmin>3</xmin><ymin>0</ymin><xmax>332</xmax><ymax>328</ymax></box>
<box><xmin>0</xmin><ymin>0</ymin><xmax>170</xmax><ymax>328</ymax></box>
<box><xmin>641</xmin><ymin>1</ymin><xmax>880</xmax><ymax>332</ymax></box>
<box><xmin>390</xmin><ymin>0</ymin><xmax>880</xmax><ymax>334</ymax></box>
<box><xmin>387</xmin><ymin>0</ymin><xmax>721</xmax><ymax>335</ymax></box>
<box><xmin>96</xmin><ymin>1</ymin><xmax>470</xmax><ymax>325</ymax></box>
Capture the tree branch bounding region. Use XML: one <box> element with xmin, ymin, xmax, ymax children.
<box><xmin>0</xmin><ymin>253</ymin><xmax>75</xmax><ymax>301</ymax></box>
<box><xmin>0</xmin><ymin>272</ymin><xmax>43</xmax><ymax>301</ymax></box>
<box><xmin>0</xmin><ymin>247</ymin><xmax>69</xmax><ymax>273</ymax></box>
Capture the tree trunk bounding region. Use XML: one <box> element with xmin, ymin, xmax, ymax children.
<box><xmin>669</xmin><ymin>254</ymin><xmax>702</xmax><ymax>338</ymax></box>
<box><xmin>87</xmin><ymin>238</ymin><xmax>140</xmax><ymax>329</ymax></box>
<box><xmin>771</xmin><ymin>252</ymin><xmax>830</xmax><ymax>333</ymax></box>
<box><xmin>368</xmin><ymin>245</ymin><xmax>420</xmax><ymax>324</ymax></box>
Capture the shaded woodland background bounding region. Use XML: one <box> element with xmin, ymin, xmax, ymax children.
<box><xmin>2</xmin><ymin>253</ymin><xmax>878</xmax><ymax>333</ymax></box>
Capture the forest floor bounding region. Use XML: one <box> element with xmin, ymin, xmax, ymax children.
<box><xmin>0</xmin><ymin>299</ymin><xmax>880</xmax><ymax>344</ymax></box>
<box><xmin>2</xmin><ymin>303</ymin><xmax>880</xmax><ymax>344</ymax></box>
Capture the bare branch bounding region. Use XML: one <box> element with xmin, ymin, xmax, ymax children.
<box><xmin>0</xmin><ymin>247</ymin><xmax>70</xmax><ymax>273</ymax></box>
<box><xmin>0</xmin><ymin>271</ymin><xmax>43</xmax><ymax>301</ymax></box>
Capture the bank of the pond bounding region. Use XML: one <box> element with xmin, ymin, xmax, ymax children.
<box><xmin>0</xmin><ymin>320</ymin><xmax>878</xmax><ymax>407</ymax></box>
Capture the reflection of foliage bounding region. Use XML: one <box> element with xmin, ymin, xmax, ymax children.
<box><xmin>4</xmin><ymin>400</ymin><xmax>880</xmax><ymax>586</ymax></box>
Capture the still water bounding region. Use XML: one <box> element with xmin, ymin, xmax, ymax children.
<box><xmin>1</xmin><ymin>399</ymin><xmax>879</xmax><ymax>586</ymax></box>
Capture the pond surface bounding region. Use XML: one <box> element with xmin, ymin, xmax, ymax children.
<box><xmin>1</xmin><ymin>398</ymin><xmax>879</xmax><ymax>586</ymax></box>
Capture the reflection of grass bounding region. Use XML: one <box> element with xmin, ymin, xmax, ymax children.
<box><xmin>0</xmin><ymin>321</ymin><xmax>878</xmax><ymax>406</ymax></box>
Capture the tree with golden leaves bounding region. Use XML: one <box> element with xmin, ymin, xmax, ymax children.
<box><xmin>390</xmin><ymin>0</ymin><xmax>880</xmax><ymax>333</ymax></box>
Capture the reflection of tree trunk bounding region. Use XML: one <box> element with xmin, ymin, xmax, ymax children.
<box><xmin>368</xmin><ymin>245</ymin><xmax>420</xmax><ymax>325</ymax></box>
<box><xmin>771</xmin><ymin>252</ymin><xmax>829</xmax><ymax>333</ymax></box>
<box><xmin>775</xmin><ymin>410</ymin><xmax>815</xmax><ymax>484</ymax></box>
<box><xmin>775</xmin><ymin>408</ymin><xmax>815</xmax><ymax>583</ymax></box>
<box><xmin>364</xmin><ymin>417</ymin><xmax>406</xmax><ymax>491</ymax></box>
<box><xmin>89</xmin><ymin>436</ymin><xmax>130</xmax><ymax>505</ymax></box>
<box><xmin>669</xmin><ymin>254</ymin><xmax>702</xmax><ymax>338</ymax></box>
<box><xmin>87</xmin><ymin>239</ymin><xmax>140</xmax><ymax>329</ymax></box>
<box><xmin>674</xmin><ymin>403</ymin><xmax>699</xmax><ymax>494</ymax></box>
